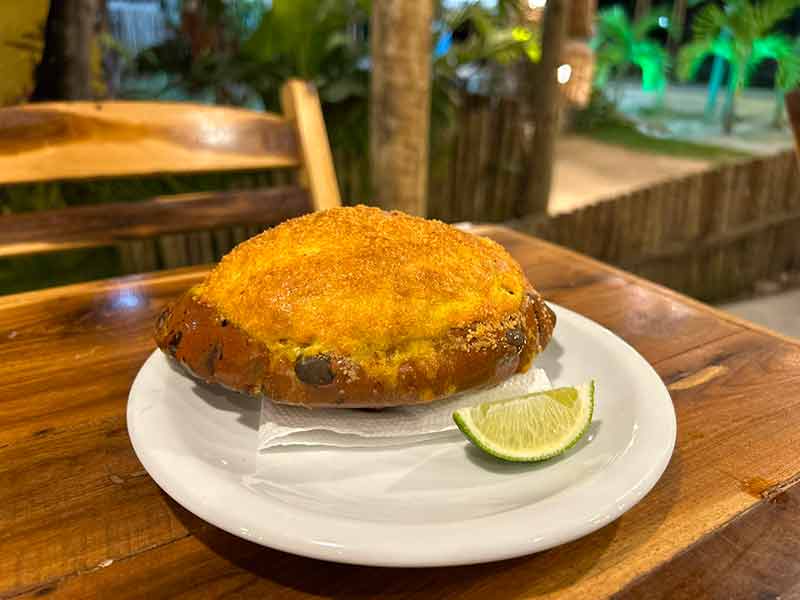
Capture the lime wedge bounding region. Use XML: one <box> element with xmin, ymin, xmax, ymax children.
<box><xmin>453</xmin><ymin>381</ymin><xmax>595</xmax><ymax>462</ymax></box>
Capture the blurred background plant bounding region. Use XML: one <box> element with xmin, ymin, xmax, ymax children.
<box><xmin>592</xmin><ymin>5</ymin><xmax>670</xmax><ymax>105</ymax></box>
<box><xmin>119</xmin><ymin>0</ymin><xmax>542</xmax><ymax>201</ymax></box>
<box><xmin>677</xmin><ymin>0</ymin><xmax>800</xmax><ymax>132</ymax></box>
<box><xmin>5</xmin><ymin>0</ymin><xmax>799</xmax><ymax>193</ymax></box>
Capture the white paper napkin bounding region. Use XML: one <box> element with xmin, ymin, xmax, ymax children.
<box><xmin>258</xmin><ymin>368</ymin><xmax>551</xmax><ymax>450</ymax></box>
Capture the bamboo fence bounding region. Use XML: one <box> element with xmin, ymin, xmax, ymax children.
<box><xmin>513</xmin><ymin>150</ymin><xmax>800</xmax><ymax>301</ymax></box>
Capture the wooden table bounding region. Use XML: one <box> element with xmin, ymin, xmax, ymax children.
<box><xmin>2</xmin><ymin>225</ymin><xmax>800</xmax><ymax>599</ymax></box>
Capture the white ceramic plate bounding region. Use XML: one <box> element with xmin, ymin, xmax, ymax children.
<box><xmin>128</xmin><ymin>304</ymin><xmax>675</xmax><ymax>567</ymax></box>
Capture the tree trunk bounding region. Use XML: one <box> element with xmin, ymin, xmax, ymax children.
<box><xmin>519</xmin><ymin>0</ymin><xmax>567</xmax><ymax>217</ymax></box>
<box><xmin>705</xmin><ymin>31</ymin><xmax>731</xmax><ymax>122</ymax></box>
<box><xmin>705</xmin><ymin>55</ymin><xmax>726</xmax><ymax>121</ymax></box>
<box><xmin>634</xmin><ymin>0</ymin><xmax>651</xmax><ymax>22</ymax></box>
<box><xmin>32</xmin><ymin>0</ymin><xmax>94</xmax><ymax>100</ymax></box>
<box><xmin>722</xmin><ymin>61</ymin><xmax>739</xmax><ymax>135</ymax></box>
<box><xmin>787</xmin><ymin>89</ymin><xmax>800</xmax><ymax>160</ymax></box>
<box><xmin>668</xmin><ymin>0</ymin><xmax>687</xmax><ymax>58</ymax></box>
<box><xmin>370</xmin><ymin>0</ymin><xmax>433</xmax><ymax>217</ymax></box>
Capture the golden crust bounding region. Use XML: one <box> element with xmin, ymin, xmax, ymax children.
<box><xmin>154</xmin><ymin>206</ymin><xmax>556</xmax><ymax>407</ymax></box>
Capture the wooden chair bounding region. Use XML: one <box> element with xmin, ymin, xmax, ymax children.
<box><xmin>0</xmin><ymin>79</ymin><xmax>341</xmax><ymax>273</ymax></box>
<box><xmin>788</xmin><ymin>89</ymin><xmax>800</xmax><ymax>161</ymax></box>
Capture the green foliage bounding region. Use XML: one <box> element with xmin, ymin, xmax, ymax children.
<box><xmin>578</xmin><ymin>120</ymin><xmax>752</xmax><ymax>161</ymax></box>
<box><xmin>241</xmin><ymin>0</ymin><xmax>368</xmax><ymax>106</ymax></box>
<box><xmin>443</xmin><ymin>4</ymin><xmax>541</xmax><ymax>66</ymax></box>
<box><xmin>571</xmin><ymin>89</ymin><xmax>631</xmax><ymax>131</ymax></box>
<box><xmin>431</xmin><ymin>2</ymin><xmax>541</xmax><ymax>132</ymax></box>
<box><xmin>677</xmin><ymin>0</ymin><xmax>800</xmax><ymax>132</ymax></box>
<box><xmin>125</xmin><ymin>0</ymin><xmax>371</xmax><ymax>182</ymax></box>
<box><xmin>240</xmin><ymin>0</ymin><xmax>370</xmax><ymax>173</ymax></box>
<box><xmin>124</xmin><ymin>0</ymin><xmax>542</xmax><ymax>186</ymax></box>
<box><xmin>592</xmin><ymin>6</ymin><xmax>670</xmax><ymax>94</ymax></box>
<box><xmin>751</xmin><ymin>34</ymin><xmax>800</xmax><ymax>92</ymax></box>
<box><xmin>678</xmin><ymin>0</ymin><xmax>800</xmax><ymax>92</ymax></box>
<box><xmin>127</xmin><ymin>0</ymin><xmax>272</xmax><ymax>106</ymax></box>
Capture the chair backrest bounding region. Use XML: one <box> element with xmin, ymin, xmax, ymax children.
<box><xmin>0</xmin><ymin>79</ymin><xmax>341</xmax><ymax>277</ymax></box>
<box><xmin>788</xmin><ymin>89</ymin><xmax>800</xmax><ymax>161</ymax></box>
<box><xmin>0</xmin><ymin>78</ymin><xmax>340</xmax><ymax>211</ymax></box>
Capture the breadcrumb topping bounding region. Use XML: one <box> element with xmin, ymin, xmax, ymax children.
<box><xmin>198</xmin><ymin>206</ymin><xmax>528</xmax><ymax>367</ymax></box>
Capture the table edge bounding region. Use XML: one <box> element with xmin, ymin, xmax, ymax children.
<box><xmin>0</xmin><ymin>223</ymin><xmax>795</xmax><ymax>351</ymax></box>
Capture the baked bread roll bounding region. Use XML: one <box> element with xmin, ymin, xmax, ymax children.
<box><xmin>155</xmin><ymin>205</ymin><xmax>555</xmax><ymax>407</ymax></box>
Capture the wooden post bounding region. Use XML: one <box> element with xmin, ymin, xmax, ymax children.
<box><xmin>369</xmin><ymin>0</ymin><xmax>433</xmax><ymax>216</ymax></box>
<box><xmin>668</xmin><ymin>0</ymin><xmax>687</xmax><ymax>58</ymax></box>
<box><xmin>787</xmin><ymin>89</ymin><xmax>800</xmax><ymax>161</ymax></box>
<box><xmin>567</xmin><ymin>0</ymin><xmax>596</xmax><ymax>38</ymax></box>
<box><xmin>33</xmin><ymin>0</ymin><xmax>94</xmax><ymax>100</ymax></box>
<box><xmin>519</xmin><ymin>0</ymin><xmax>568</xmax><ymax>217</ymax></box>
<box><xmin>634</xmin><ymin>0</ymin><xmax>651</xmax><ymax>22</ymax></box>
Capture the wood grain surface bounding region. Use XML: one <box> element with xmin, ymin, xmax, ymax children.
<box><xmin>280</xmin><ymin>79</ymin><xmax>342</xmax><ymax>211</ymax></box>
<box><xmin>0</xmin><ymin>102</ymin><xmax>300</xmax><ymax>185</ymax></box>
<box><xmin>1</xmin><ymin>226</ymin><xmax>800</xmax><ymax>599</ymax></box>
<box><xmin>0</xmin><ymin>186</ymin><xmax>311</xmax><ymax>258</ymax></box>
<box><xmin>0</xmin><ymin>83</ymin><xmax>340</xmax><ymax>269</ymax></box>
<box><xmin>788</xmin><ymin>88</ymin><xmax>800</xmax><ymax>160</ymax></box>
<box><xmin>617</xmin><ymin>482</ymin><xmax>800</xmax><ymax>599</ymax></box>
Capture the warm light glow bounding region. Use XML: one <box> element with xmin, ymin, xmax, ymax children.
<box><xmin>198</xmin><ymin>118</ymin><xmax>234</xmax><ymax>148</ymax></box>
<box><xmin>112</xmin><ymin>288</ymin><xmax>142</xmax><ymax>310</ymax></box>
<box><xmin>557</xmin><ymin>64</ymin><xmax>572</xmax><ymax>84</ymax></box>
<box><xmin>528</xmin><ymin>0</ymin><xmax>546</xmax><ymax>9</ymax></box>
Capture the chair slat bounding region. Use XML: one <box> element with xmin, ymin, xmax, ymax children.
<box><xmin>0</xmin><ymin>81</ymin><xmax>341</xmax><ymax>286</ymax></box>
<box><xmin>0</xmin><ymin>102</ymin><xmax>301</xmax><ymax>185</ymax></box>
<box><xmin>0</xmin><ymin>186</ymin><xmax>311</xmax><ymax>258</ymax></box>
<box><xmin>281</xmin><ymin>79</ymin><xmax>342</xmax><ymax>211</ymax></box>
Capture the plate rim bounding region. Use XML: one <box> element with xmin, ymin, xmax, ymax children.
<box><xmin>128</xmin><ymin>303</ymin><xmax>676</xmax><ymax>567</ymax></box>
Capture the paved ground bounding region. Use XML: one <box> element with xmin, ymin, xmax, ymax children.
<box><xmin>550</xmin><ymin>135</ymin><xmax>709</xmax><ymax>214</ymax></box>
<box><xmin>619</xmin><ymin>84</ymin><xmax>794</xmax><ymax>156</ymax></box>
<box><xmin>719</xmin><ymin>289</ymin><xmax>800</xmax><ymax>339</ymax></box>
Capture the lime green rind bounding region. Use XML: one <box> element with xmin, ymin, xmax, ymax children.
<box><xmin>453</xmin><ymin>380</ymin><xmax>596</xmax><ymax>463</ymax></box>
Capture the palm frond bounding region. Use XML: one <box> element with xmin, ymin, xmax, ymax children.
<box><xmin>592</xmin><ymin>4</ymin><xmax>670</xmax><ymax>91</ymax></box>
<box><xmin>593</xmin><ymin>58</ymin><xmax>613</xmax><ymax>88</ymax></box>
<box><xmin>751</xmin><ymin>33</ymin><xmax>794</xmax><ymax>62</ymax></box>
<box><xmin>757</xmin><ymin>34</ymin><xmax>800</xmax><ymax>90</ymax></box>
<box><xmin>677</xmin><ymin>38</ymin><xmax>714</xmax><ymax>81</ymax></box>
<box><xmin>595</xmin><ymin>6</ymin><xmax>633</xmax><ymax>46</ymax></box>
<box><xmin>593</xmin><ymin>45</ymin><xmax>627</xmax><ymax>85</ymax></box>
<box><xmin>632</xmin><ymin>39</ymin><xmax>670</xmax><ymax>91</ymax></box>
<box><xmin>690</xmin><ymin>3</ymin><xmax>727</xmax><ymax>42</ymax></box>
<box><xmin>631</xmin><ymin>5</ymin><xmax>669</xmax><ymax>38</ymax></box>
<box><xmin>726</xmin><ymin>3</ymin><xmax>762</xmax><ymax>45</ymax></box>
<box><xmin>710</xmin><ymin>32</ymin><xmax>737</xmax><ymax>62</ymax></box>
<box><xmin>752</xmin><ymin>0</ymin><xmax>800</xmax><ymax>35</ymax></box>
<box><xmin>744</xmin><ymin>34</ymin><xmax>789</xmax><ymax>84</ymax></box>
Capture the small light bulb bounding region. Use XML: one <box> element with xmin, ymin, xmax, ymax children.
<box><xmin>658</xmin><ymin>16</ymin><xmax>669</xmax><ymax>27</ymax></box>
<box><xmin>557</xmin><ymin>64</ymin><xmax>572</xmax><ymax>84</ymax></box>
